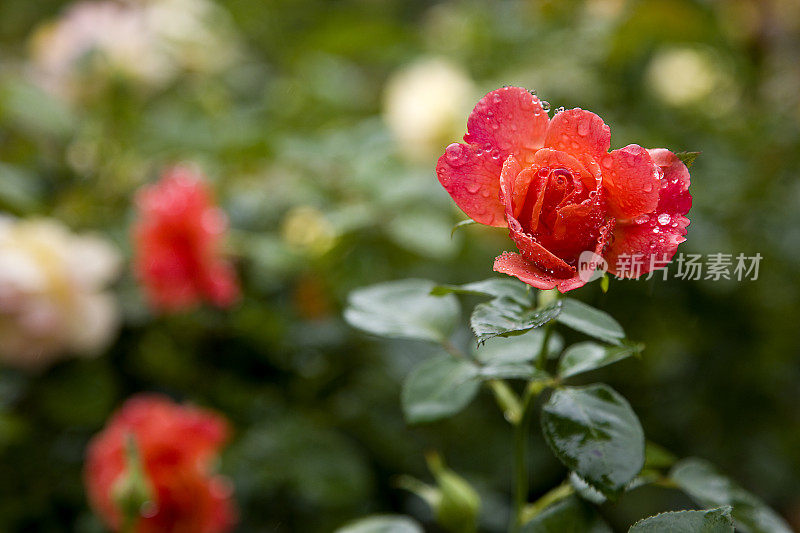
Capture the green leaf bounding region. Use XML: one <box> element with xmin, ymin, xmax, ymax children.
<box><xmin>629</xmin><ymin>507</ymin><xmax>734</xmax><ymax>533</ymax></box>
<box><xmin>558</xmin><ymin>342</ymin><xmax>641</xmax><ymax>379</ymax></box>
<box><xmin>478</xmin><ymin>362</ymin><xmax>551</xmax><ymax>381</ymax></box>
<box><xmin>401</xmin><ymin>355</ymin><xmax>480</xmax><ymax>424</ymax></box>
<box><xmin>541</xmin><ymin>384</ymin><xmax>645</xmax><ymax>498</ymax></box>
<box><xmin>670</xmin><ymin>459</ymin><xmax>792</xmax><ymax>533</ymax></box>
<box><xmin>336</xmin><ymin>515</ymin><xmax>423</xmax><ymax>533</ymax></box>
<box><xmin>386</xmin><ymin>210</ymin><xmax>460</xmax><ymax>259</ymax></box>
<box><xmin>451</xmin><ymin>218</ymin><xmax>478</xmax><ymax>237</ymax></box>
<box><xmin>675</xmin><ymin>151</ymin><xmax>701</xmax><ymax>168</ymax></box>
<box><xmin>432</xmin><ymin>278</ymin><xmax>532</xmax><ymax>306</ymax></box>
<box><xmin>471</xmin><ymin>299</ymin><xmax>562</xmax><ymax>344</ymax></box>
<box><xmin>0</xmin><ymin>163</ymin><xmax>41</xmax><ymax>214</ymax></box>
<box><xmin>644</xmin><ymin>441</ymin><xmax>678</xmax><ymax>470</ymax></box>
<box><xmin>345</xmin><ymin>279</ymin><xmax>459</xmax><ymax>343</ymax></box>
<box><xmin>1</xmin><ymin>79</ymin><xmax>76</xmax><ymax>137</ymax></box>
<box><xmin>474</xmin><ymin>330</ymin><xmax>560</xmax><ymax>365</ymax></box>
<box><xmin>521</xmin><ymin>496</ymin><xmax>612</xmax><ymax>533</ymax></box>
<box><xmin>556</xmin><ymin>299</ymin><xmax>625</xmax><ymax>344</ymax></box>
<box><xmin>569</xmin><ymin>473</ymin><xmax>607</xmax><ymax>505</ymax></box>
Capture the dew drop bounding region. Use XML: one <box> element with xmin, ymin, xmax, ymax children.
<box><xmin>577</xmin><ymin>120</ymin><xmax>590</xmax><ymax>136</ymax></box>
<box><xmin>541</xmin><ymin>100</ymin><xmax>551</xmax><ymax>111</ymax></box>
<box><xmin>554</xmin><ymin>106</ymin><xmax>565</xmax><ymax>114</ymax></box>
<box><xmin>657</xmin><ymin>213</ymin><xmax>671</xmax><ymax>225</ymax></box>
<box><xmin>652</xmin><ymin>227</ymin><xmax>661</xmax><ymax>234</ymax></box>
<box><xmin>634</xmin><ymin>214</ymin><xmax>649</xmax><ymax>225</ymax></box>
<box><xmin>493</xmin><ymin>94</ymin><xmax>502</xmax><ymax>104</ymax></box>
<box><xmin>466</xmin><ymin>181</ymin><xmax>481</xmax><ymax>194</ymax></box>
<box><xmin>445</xmin><ymin>143</ymin><xmax>468</xmax><ymax>167</ymax></box>
<box><xmin>601</xmin><ymin>156</ymin><xmax>613</xmax><ymax>169</ymax></box>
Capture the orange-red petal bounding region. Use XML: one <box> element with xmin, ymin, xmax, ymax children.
<box><xmin>544</xmin><ymin>108</ymin><xmax>610</xmax><ymax>160</ymax></box>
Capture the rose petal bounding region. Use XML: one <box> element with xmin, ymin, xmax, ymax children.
<box><xmin>507</xmin><ymin>217</ymin><xmax>577</xmax><ymax>277</ymax></box>
<box><xmin>605</xmin><ymin>148</ymin><xmax>690</xmax><ymax>277</ymax></box>
<box><xmin>436</xmin><ymin>142</ymin><xmax>507</xmax><ymax>226</ymax></box>
<box><xmin>606</xmin><ymin>214</ymin><xmax>687</xmax><ymax>277</ymax></box>
<box><xmin>544</xmin><ymin>108</ymin><xmax>610</xmax><ymax>160</ymax></box>
<box><xmin>601</xmin><ymin>144</ymin><xmax>661</xmax><ymax>219</ymax></box>
<box><xmin>648</xmin><ymin>148</ymin><xmax>692</xmax><ymax>217</ymax></box>
<box><xmin>465</xmin><ymin>86</ymin><xmax>549</xmax><ymax>164</ymax></box>
<box><xmin>493</xmin><ymin>252</ymin><xmax>586</xmax><ymax>292</ymax></box>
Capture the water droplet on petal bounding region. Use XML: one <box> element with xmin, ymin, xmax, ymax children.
<box><xmin>445</xmin><ymin>143</ymin><xmax>468</xmax><ymax>167</ymax></box>
<box><xmin>554</xmin><ymin>106</ymin><xmax>565</xmax><ymax>114</ymax></box>
<box><xmin>634</xmin><ymin>214</ymin><xmax>649</xmax><ymax>225</ymax></box>
<box><xmin>652</xmin><ymin>227</ymin><xmax>661</xmax><ymax>234</ymax></box>
<box><xmin>657</xmin><ymin>213</ymin><xmax>671</xmax><ymax>225</ymax></box>
<box><xmin>466</xmin><ymin>181</ymin><xmax>481</xmax><ymax>194</ymax></box>
<box><xmin>577</xmin><ymin>120</ymin><xmax>590</xmax><ymax>136</ymax></box>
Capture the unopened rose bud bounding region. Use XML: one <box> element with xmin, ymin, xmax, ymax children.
<box><xmin>425</xmin><ymin>452</ymin><xmax>481</xmax><ymax>533</ymax></box>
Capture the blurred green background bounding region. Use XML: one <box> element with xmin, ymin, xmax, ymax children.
<box><xmin>0</xmin><ymin>0</ymin><xmax>799</xmax><ymax>531</ymax></box>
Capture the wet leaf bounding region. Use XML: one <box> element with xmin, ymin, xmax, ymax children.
<box><xmin>556</xmin><ymin>299</ymin><xmax>625</xmax><ymax>344</ymax></box>
<box><xmin>345</xmin><ymin>279</ymin><xmax>459</xmax><ymax>343</ymax></box>
<box><xmin>401</xmin><ymin>355</ymin><xmax>480</xmax><ymax>424</ymax></box>
<box><xmin>541</xmin><ymin>384</ymin><xmax>645</xmax><ymax>498</ymax></box>
<box><xmin>629</xmin><ymin>507</ymin><xmax>733</xmax><ymax>532</ymax></box>
<box><xmin>670</xmin><ymin>459</ymin><xmax>792</xmax><ymax>533</ymax></box>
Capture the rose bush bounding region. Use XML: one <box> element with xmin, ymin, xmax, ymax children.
<box><xmin>84</xmin><ymin>394</ymin><xmax>236</xmax><ymax>533</ymax></box>
<box><xmin>133</xmin><ymin>165</ymin><xmax>239</xmax><ymax>312</ymax></box>
<box><xmin>437</xmin><ymin>86</ymin><xmax>692</xmax><ymax>291</ymax></box>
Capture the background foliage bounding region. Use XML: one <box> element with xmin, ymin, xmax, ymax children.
<box><xmin>0</xmin><ymin>0</ymin><xmax>798</xmax><ymax>531</ymax></box>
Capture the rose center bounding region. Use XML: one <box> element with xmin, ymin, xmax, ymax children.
<box><xmin>515</xmin><ymin>165</ymin><xmax>601</xmax><ymax>266</ymax></box>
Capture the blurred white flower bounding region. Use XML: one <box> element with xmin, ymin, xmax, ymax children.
<box><xmin>646</xmin><ymin>47</ymin><xmax>737</xmax><ymax>113</ymax></box>
<box><xmin>383</xmin><ymin>57</ymin><xmax>476</xmax><ymax>164</ymax></box>
<box><xmin>0</xmin><ymin>217</ymin><xmax>121</xmax><ymax>370</ymax></box>
<box><xmin>28</xmin><ymin>0</ymin><xmax>239</xmax><ymax>101</ymax></box>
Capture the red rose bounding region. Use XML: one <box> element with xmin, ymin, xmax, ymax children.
<box><xmin>437</xmin><ymin>87</ymin><xmax>691</xmax><ymax>292</ymax></box>
<box><xmin>133</xmin><ymin>165</ymin><xmax>239</xmax><ymax>312</ymax></box>
<box><xmin>84</xmin><ymin>394</ymin><xmax>236</xmax><ymax>533</ymax></box>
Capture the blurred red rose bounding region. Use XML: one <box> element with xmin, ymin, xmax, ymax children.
<box><xmin>437</xmin><ymin>86</ymin><xmax>692</xmax><ymax>292</ymax></box>
<box><xmin>84</xmin><ymin>394</ymin><xmax>236</xmax><ymax>533</ymax></box>
<box><xmin>133</xmin><ymin>165</ymin><xmax>239</xmax><ymax>312</ymax></box>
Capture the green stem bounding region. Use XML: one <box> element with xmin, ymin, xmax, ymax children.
<box><xmin>511</xmin><ymin>306</ymin><xmax>559</xmax><ymax>532</ymax></box>
<box><xmin>535</xmin><ymin>321</ymin><xmax>553</xmax><ymax>371</ymax></box>
<box><xmin>511</xmin><ymin>390</ymin><xmax>534</xmax><ymax>533</ymax></box>
<box><xmin>489</xmin><ymin>380</ymin><xmax>523</xmax><ymax>424</ymax></box>
<box><xmin>519</xmin><ymin>481</ymin><xmax>575</xmax><ymax>524</ymax></box>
